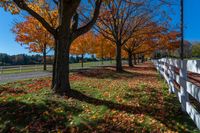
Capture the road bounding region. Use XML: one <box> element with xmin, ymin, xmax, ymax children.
<box><xmin>0</xmin><ymin>71</ymin><xmax>52</xmax><ymax>84</ymax></box>
<box><xmin>0</xmin><ymin>68</ymin><xmax>104</xmax><ymax>84</ymax></box>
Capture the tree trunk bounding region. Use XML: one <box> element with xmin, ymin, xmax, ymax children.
<box><xmin>128</xmin><ymin>52</ymin><xmax>133</xmax><ymax>67</ymax></box>
<box><xmin>52</xmin><ymin>1</ymin><xmax>77</xmax><ymax>95</ymax></box>
<box><xmin>137</xmin><ymin>54</ymin><xmax>140</xmax><ymax>64</ymax></box>
<box><xmin>53</xmin><ymin>38</ymin><xmax>71</xmax><ymax>95</ymax></box>
<box><xmin>141</xmin><ymin>55</ymin><xmax>145</xmax><ymax>63</ymax></box>
<box><xmin>110</xmin><ymin>52</ymin><xmax>112</xmax><ymax>63</ymax></box>
<box><xmin>43</xmin><ymin>43</ymin><xmax>47</xmax><ymax>71</ymax></box>
<box><xmin>101</xmin><ymin>43</ymin><xmax>104</xmax><ymax>65</ymax></box>
<box><xmin>133</xmin><ymin>54</ymin><xmax>137</xmax><ymax>65</ymax></box>
<box><xmin>116</xmin><ymin>44</ymin><xmax>123</xmax><ymax>72</ymax></box>
<box><xmin>81</xmin><ymin>54</ymin><xmax>84</xmax><ymax>68</ymax></box>
<box><xmin>52</xmin><ymin>38</ymin><xmax>58</xmax><ymax>89</ymax></box>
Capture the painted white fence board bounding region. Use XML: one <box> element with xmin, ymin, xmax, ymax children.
<box><xmin>175</xmin><ymin>74</ymin><xmax>180</xmax><ymax>85</ymax></box>
<box><xmin>152</xmin><ymin>58</ymin><xmax>200</xmax><ymax>130</ymax></box>
<box><xmin>186</xmin><ymin>102</ymin><xmax>200</xmax><ymax>129</ymax></box>
<box><xmin>187</xmin><ymin>60</ymin><xmax>200</xmax><ymax>74</ymax></box>
<box><xmin>187</xmin><ymin>81</ymin><xmax>200</xmax><ymax>103</ymax></box>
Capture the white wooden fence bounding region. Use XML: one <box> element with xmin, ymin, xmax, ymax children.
<box><xmin>153</xmin><ymin>58</ymin><xmax>200</xmax><ymax>129</ymax></box>
<box><xmin>0</xmin><ymin>65</ymin><xmax>53</xmax><ymax>74</ymax></box>
<box><xmin>0</xmin><ymin>60</ymin><xmax>127</xmax><ymax>74</ymax></box>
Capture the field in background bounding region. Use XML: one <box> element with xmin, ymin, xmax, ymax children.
<box><xmin>0</xmin><ymin>60</ymin><xmax>118</xmax><ymax>75</ymax></box>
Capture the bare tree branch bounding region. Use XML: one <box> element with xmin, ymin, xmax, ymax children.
<box><xmin>13</xmin><ymin>0</ymin><xmax>56</xmax><ymax>36</ymax></box>
<box><xmin>72</xmin><ymin>0</ymin><xmax>102</xmax><ymax>40</ymax></box>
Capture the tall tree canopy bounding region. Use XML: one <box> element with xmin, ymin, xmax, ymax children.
<box><xmin>96</xmin><ymin>0</ymin><xmax>145</xmax><ymax>72</ymax></box>
<box><xmin>92</xmin><ymin>34</ymin><xmax>116</xmax><ymax>64</ymax></box>
<box><xmin>96</xmin><ymin>0</ymin><xmax>172</xmax><ymax>71</ymax></box>
<box><xmin>70</xmin><ymin>31</ymin><xmax>96</xmax><ymax>67</ymax></box>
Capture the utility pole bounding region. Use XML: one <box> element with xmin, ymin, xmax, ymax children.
<box><xmin>180</xmin><ymin>0</ymin><xmax>184</xmax><ymax>60</ymax></box>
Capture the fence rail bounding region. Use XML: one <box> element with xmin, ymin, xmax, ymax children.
<box><xmin>0</xmin><ymin>65</ymin><xmax>52</xmax><ymax>74</ymax></box>
<box><xmin>153</xmin><ymin>58</ymin><xmax>200</xmax><ymax>130</ymax></box>
<box><xmin>0</xmin><ymin>60</ymin><xmax>126</xmax><ymax>75</ymax></box>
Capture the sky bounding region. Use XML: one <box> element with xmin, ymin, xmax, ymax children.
<box><xmin>0</xmin><ymin>0</ymin><xmax>200</xmax><ymax>55</ymax></box>
<box><xmin>184</xmin><ymin>0</ymin><xmax>200</xmax><ymax>41</ymax></box>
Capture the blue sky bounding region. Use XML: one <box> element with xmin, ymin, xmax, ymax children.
<box><xmin>0</xmin><ymin>0</ymin><xmax>200</xmax><ymax>55</ymax></box>
<box><xmin>184</xmin><ymin>0</ymin><xmax>200</xmax><ymax>41</ymax></box>
<box><xmin>0</xmin><ymin>8</ymin><xmax>28</xmax><ymax>55</ymax></box>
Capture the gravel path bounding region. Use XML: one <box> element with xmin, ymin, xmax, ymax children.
<box><xmin>0</xmin><ymin>71</ymin><xmax>52</xmax><ymax>83</ymax></box>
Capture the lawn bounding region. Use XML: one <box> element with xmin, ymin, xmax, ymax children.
<box><xmin>0</xmin><ymin>63</ymin><xmax>198</xmax><ymax>132</ymax></box>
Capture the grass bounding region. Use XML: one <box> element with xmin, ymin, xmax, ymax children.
<box><xmin>0</xmin><ymin>63</ymin><xmax>199</xmax><ymax>132</ymax></box>
<box><xmin>0</xmin><ymin>60</ymin><xmax>115</xmax><ymax>75</ymax></box>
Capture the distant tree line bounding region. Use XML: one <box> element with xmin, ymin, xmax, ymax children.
<box><xmin>0</xmin><ymin>53</ymin><xmax>98</xmax><ymax>66</ymax></box>
<box><xmin>0</xmin><ymin>53</ymin><xmax>44</xmax><ymax>66</ymax></box>
<box><xmin>191</xmin><ymin>42</ymin><xmax>200</xmax><ymax>58</ymax></box>
<box><xmin>153</xmin><ymin>41</ymin><xmax>200</xmax><ymax>59</ymax></box>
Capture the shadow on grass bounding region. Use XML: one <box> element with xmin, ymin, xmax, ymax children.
<box><xmin>123</xmin><ymin>65</ymin><xmax>156</xmax><ymax>71</ymax></box>
<box><xmin>69</xmin><ymin>89</ymin><xmax>157</xmax><ymax>114</ymax></box>
<box><xmin>0</xmin><ymin>89</ymin><xmax>197</xmax><ymax>132</ymax></box>
<box><xmin>69</xmin><ymin>89</ymin><xmax>198</xmax><ymax>132</ymax></box>
<box><xmin>76</xmin><ymin>67</ymin><xmax>156</xmax><ymax>80</ymax></box>
<box><xmin>0</xmin><ymin>99</ymin><xmax>83</xmax><ymax>132</ymax></box>
<box><xmin>76</xmin><ymin>118</ymin><xmax>144</xmax><ymax>132</ymax></box>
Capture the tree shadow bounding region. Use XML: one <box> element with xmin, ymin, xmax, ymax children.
<box><xmin>75</xmin><ymin>67</ymin><xmax>157</xmax><ymax>80</ymax></box>
<box><xmin>69</xmin><ymin>89</ymin><xmax>157</xmax><ymax>114</ymax></box>
<box><xmin>0</xmin><ymin>99</ymin><xmax>83</xmax><ymax>132</ymax></box>
<box><xmin>123</xmin><ymin>65</ymin><xmax>156</xmax><ymax>71</ymax></box>
<box><xmin>75</xmin><ymin>118</ymin><xmax>145</xmax><ymax>132</ymax></box>
<box><xmin>77</xmin><ymin>67</ymin><xmax>138</xmax><ymax>79</ymax></box>
<box><xmin>69</xmin><ymin>89</ymin><xmax>198</xmax><ymax>132</ymax></box>
<box><xmin>125</xmin><ymin>86</ymin><xmax>198</xmax><ymax>132</ymax></box>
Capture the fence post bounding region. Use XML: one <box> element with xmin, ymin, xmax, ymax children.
<box><xmin>179</xmin><ymin>60</ymin><xmax>188</xmax><ymax>112</ymax></box>
<box><xmin>156</xmin><ymin>60</ymin><xmax>159</xmax><ymax>71</ymax></box>
<box><xmin>163</xmin><ymin>59</ymin><xmax>168</xmax><ymax>81</ymax></box>
<box><xmin>158</xmin><ymin>60</ymin><xmax>162</xmax><ymax>76</ymax></box>
<box><xmin>155</xmin><ymin>60</ymin><xmax>159</xmax><ymax>71</ymax></box>
<box><xmin>35</xmin><ymin>65</ymin><xmax>37</xmax><ymax>71</ymax></box>
<box><xmin>0</xmin><ymin>66</ymin><xmax>3</xmax><ymax>74</ymax></box>
<box><xmin>168</xmin><ymin>59</ymin><xmax>175</xmax><ymax>93</ymax></box>
<box><xmin>19</xmin><ymin>66</ymin><xmax>22</xmax><ymax>72</ymax></box>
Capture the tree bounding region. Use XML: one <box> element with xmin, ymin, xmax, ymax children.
<box><xmin>1</xmin><ymin>0</ymin><xmax>103</xmax><ymax>95</ymax></box>
<box><xmin>123</xmin><ymin>23</ymin><xmax>180</xmax><ymax>65</ymax></box>
<box><xmin>70</xmin><ymin>31</ymin><xmax>96</xmax><ymax>68</ymax></box>
<box><xmin>96</xmin><ymin>0</ymin><xmax>154</xmax><ymax>72</ymax></box>
<box><xmin>192</xmin><ymin>43</ymin><xmax>200</xmax><ymax>57</ymax></box>
<box><xmin>12</xmin><ymin>16</ymin><xmax>54</xmax><ymax>70</ymax></box>
<box><xmin>93</xmin><ymin>34</ymin><xmax>115</xmax><ymax>64</ymax></box>
<box><xmin>121</xmin><ymin>17</ymin><xmax>169</xmax><ymax>66</ymax></box>
<box><xmin>180</xmin><ymin>0</ymin><xmax>184</xmax><ymax>59</ymax></box>
<box><xmin>122</xmin><ymin>20</ymin><xmax>160</xmax><ymax>66</ymax></box>
<box><xmin>137</xmin><ymin>31</ymin><xmax>180</xmax><ymax>59</ymax></box>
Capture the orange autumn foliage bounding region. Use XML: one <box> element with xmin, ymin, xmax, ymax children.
<box><xmin>70</xmin><ymin>31</ymin><xmax>96</xmax><ymax>56</ymax></box>
<box><xmin>13</xmin><ymin>16</ymin><xmax>54</xmax><ymax>53</ymax></box>
<box><xmin>11</xmin><ymin>0</ymin><xmax>57</xmax><ymax>53</ymax></box>
<box><xmin>93</xmin><ymin>35</ymin><xmax>116</xmax><ymax>59</ymax></box>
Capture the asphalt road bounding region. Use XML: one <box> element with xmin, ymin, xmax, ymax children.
<box><xmin>0</xmin><ymin>71</ymin><xmax>52</xmax><ymax>84</ymax></box>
